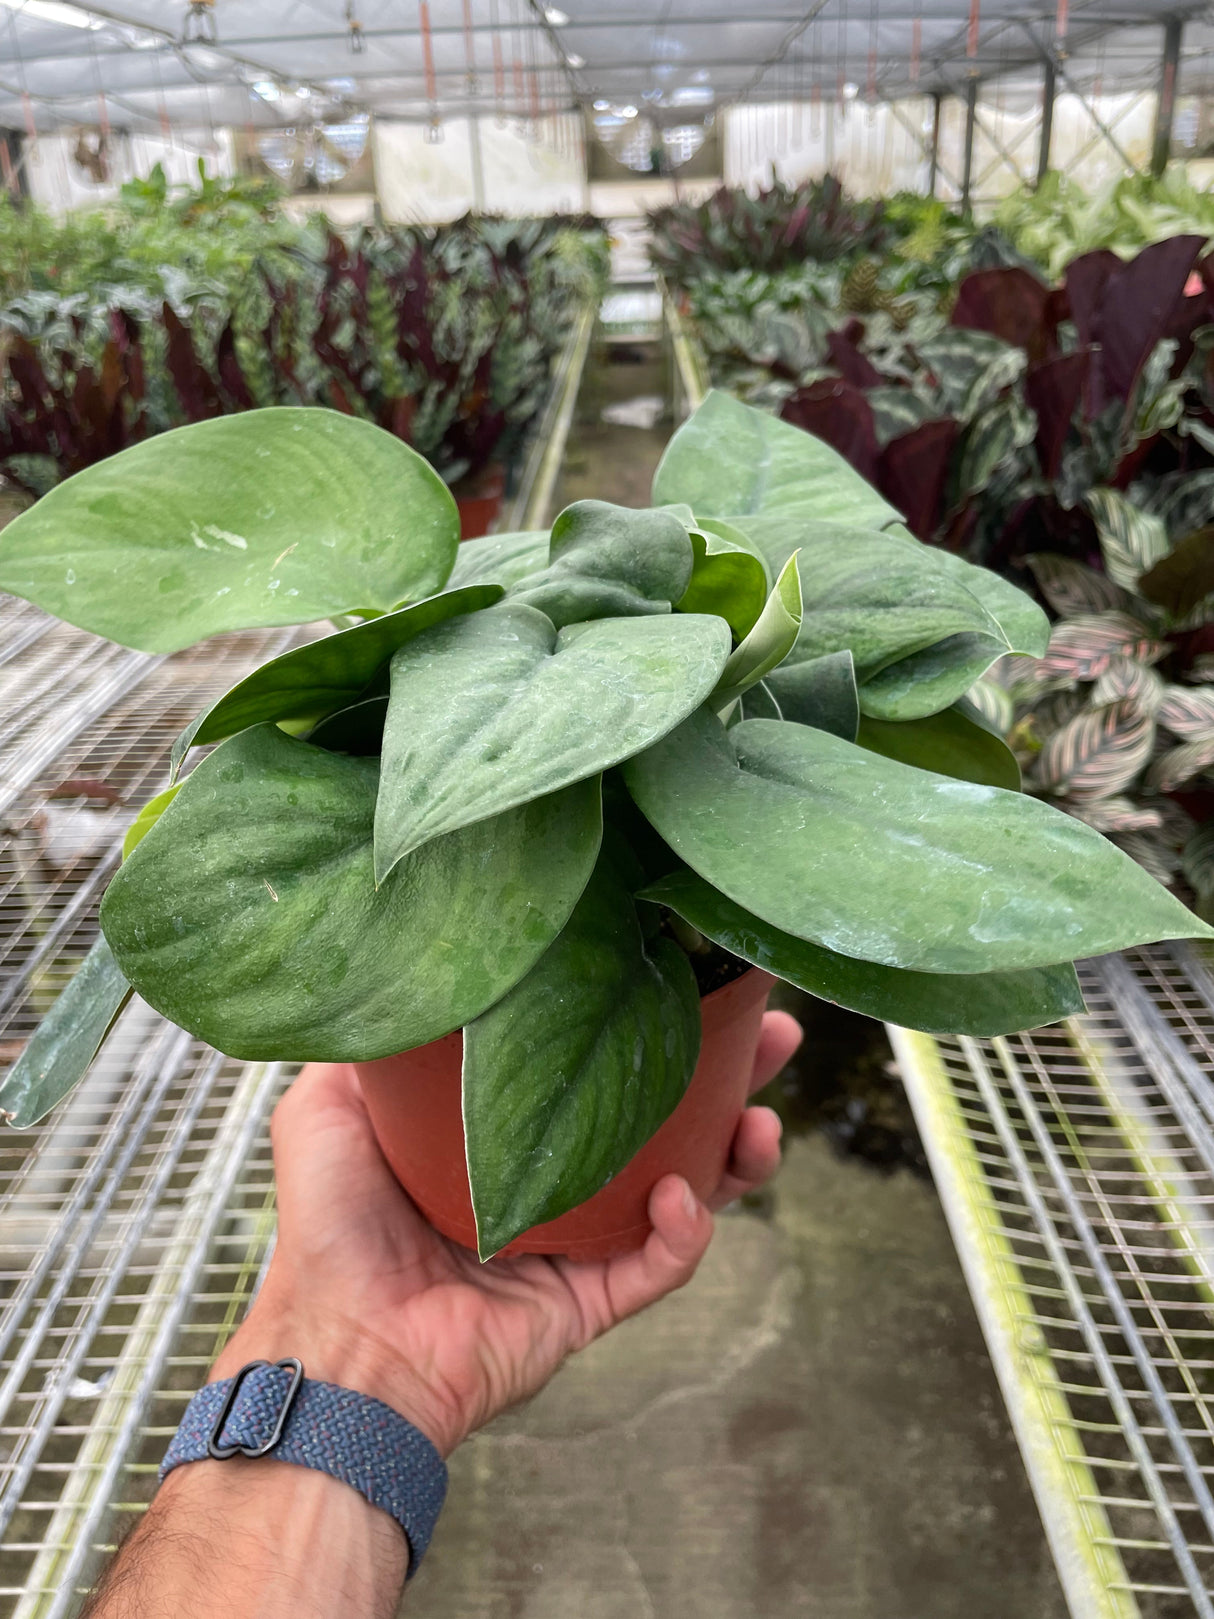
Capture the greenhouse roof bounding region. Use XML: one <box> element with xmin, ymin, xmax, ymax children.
<box><xmin>0</xmin><ymin>0</ymin><xmax>1211</xmax><ymax>137</ymax></box>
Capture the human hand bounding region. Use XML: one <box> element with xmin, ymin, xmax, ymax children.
<box><xmin>213</xmin><ymin>1010</ymin><xmax>801</xmax><ymax>1457</ymax></box>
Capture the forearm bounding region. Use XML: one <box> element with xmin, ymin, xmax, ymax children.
<box><xmin>82</xmin><ymin>1455</ymin><xmax>408</xmax><ymax>1619</ymax></box>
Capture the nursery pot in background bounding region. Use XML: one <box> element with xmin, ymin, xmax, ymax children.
<box><xmin>452</xmin><ymin>463</ymin><xmax>506</xmax><ymax>540</ymax></box>
<box><xmin>355</xmin><ymin>967</ymin><xmax>777</xmax><ymax>1262</ymax></box>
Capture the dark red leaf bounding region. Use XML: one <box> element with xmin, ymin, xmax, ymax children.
<box><xmin>1025</xmin><ymin>351</ymin><xmax>1088</xmax><ymax>480</ymax></box>
<box><xmin>826</xmin><ymin>328</ymin><xmax>884</xmax><ymax>390</ymax></box>
<box><xmin>1093</xmin><ymin>235</ymin><xmax>1205</xmax><ymax>406</ymax></box>
<box><xmin>879</xmin><ymin>417</ymin><xmax>958</xmax><ymax>540</ymax></box>
<box><xmin>780</xmin><ymin>378</ymin><xmax>879</xmax><ymax>481</ymax></box>
<box><xmin>951</xmin><ymin>267</ymin><xmax>1056</xmax><ymax>366</ymax></box>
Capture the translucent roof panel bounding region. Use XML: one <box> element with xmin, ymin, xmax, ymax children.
<box><xmin>0</xmin><ymin>0</ymin><xmax>1210</xmax><ymax>136</ymax></box>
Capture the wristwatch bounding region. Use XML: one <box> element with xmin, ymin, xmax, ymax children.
<box><xmin>159</xmin><ymin>1358</ymin><xmax>448</xmax><ymax>1577</ymax></box>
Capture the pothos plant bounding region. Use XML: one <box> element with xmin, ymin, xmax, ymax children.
<box><xmin>0</xmin><ymin>393</ymin><xmax>1206</xmax><ymax>1257</ymax></box>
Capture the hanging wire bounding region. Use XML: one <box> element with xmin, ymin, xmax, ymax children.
<box><xmin>418</xmin><ymin>0</ymin><xmax>443</xmax><ymax>142</ymax></box>
<box><xmin>911</xmin><ymin>9</ymin><xmax>922</xmax><ymax>86</ymax></box>
<box><xmin>345</xmin><ymin>0</ymin><xmax>366</xmax><ymax>55</ymax></box>
<box><xmin>490</xmin><ymin>0</ymin><xmax>506</xmax><ymax>121</ymax></box>
<box><xmin>967</xmin><ymin>0</ymin><xmax>981</xmax><ymax>60</ymax></box>
<box><xmin>7</xmin><ymin>8</ymin><xmax>41</xmax><ymax>165</ymax></box>
<box><xmin>866</xmin><ymin>0</ymin><xmax>878</xmax><ymax>123</ymax></box>
<box><xmin>462</xmin><ymin>0</ymin><xmax>478</xmax><ymax>92</ymax></box>
<box><xmin>1055</xmin><ymin>0</ymin><xmax>1070</xmax><ymax>53</ymax></box>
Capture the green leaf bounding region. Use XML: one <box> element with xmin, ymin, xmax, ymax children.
<box><xmin>765</xmin><ymin>651</ymin><xmax>859</xmax><ymax>740</ymax></box>
<box><xmin>101</xmin><ymin>725</ymin><xmax>602</xmax><ymax>1062</ymax></box>
<box><xmin>1086</xmin><ymin>487</ymin><xmax>1170</xmax><ymax>591</ymax></box>
<box><xmin>374</xmin><ymin>604</ymin><xmax>730</xmax><ymax>880</ymax></box>
<box><xmin>122</xmin><ymin>784</ymin><xmax>182</xmax><ymax>859</ymax></box>
<box><xmin>856</xmin><ymin>633</ymin><xmax>1013</xmax><ymax>722</ymax></box>
<box><xmin>653</xmin><ymin>389</ymin><xmax>901</xmax><ymax>530</ymax></box>
<box><xmin>677</xmin><ymin>521</ymin><xmax>770</xmax><ymax>639</ymax></box>
<box><xmin>170</xmin><ymin>585</ymin><xmax>500</xmax><ymax>779</ymax></box>
<box><xmin>644</xmin><ymin>869</ymin><xmax>1084</xmax><ymax>1037</ymax></box>
<box><xmin>1139</xmin><ymin>526</ymin><xmax>1214</xmax><ymax>618</ymax></box>
<box><xmin>0</xmin><ymin>938</ymin><xmax>132</xmax><ymax>1129</ymax></box>
<box><xmin>307</xmin><ymin>696</ymin><xmax>387</xmax><ymax>755</ymax></box>
<box><xmin>857</xmin><ymin>707</ymin><xmax>1022</xmax><ymax>790</ymax></box>
<box><xmin>508</xmin><ymin>501</ymin><xmax>694</xmax><ymax>629</ymax></box>
<box><xmin>711</xmin><ymin>553</ymin><xmax>803</xmax><ymax>709</ymax></box>
<box><xmin>902</xmin><ymin>541</ymin><xmax>1049</xmax><ymax>658</ymax></box>
<box><xmin>447</xmin><ymin>530</ymin><xmax>550</xmax><ymax>591</ymax></box>
<box><xmin>0</xmin><ymin>410</ymin><xmax>461</xmax><ymax>653</ymax></box>
<box><xmin>623</xmin><ymin>708</ymin><xmax>1211</xmax><ymax>974</ymax></box>
<box><xmin>463</xmin><ymin>840</ymin><xmax>701</xmax><ymax>1258</ymax></box>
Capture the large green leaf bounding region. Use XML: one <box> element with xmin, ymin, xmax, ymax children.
<box><xmin>856</xmin><ymin>632</ymin><xmax>1014</xmax><ymax>722</ymax></box>
<box><xmin>0</xmin><ymin>410</ymin><xmax>461</xmax><ymax>653</ymax></box>
<box><xmin>857</xmin><ymin>707</ymin><xmax>1021</xmax><ymax>790</ymax></box>
<box><xmin>170</xmin><ymin>585</ymin><xmax>500</xmax><ymax>778</ymax></box>
<box><xmin>653</xmin><ymin>390</ymin><xmax>901</xmax><ymax>529</ymax></box>
<box><xmin>463</xmin><ymin>840</ymin><xmax>701</xmax><ymax>1259</ymax></box>
<box><xmin>101</xmin><ymin>726</ymin><xmax>602</xmax><ymax>1061</ymax></box>
<box><xmin>508</xmin><ymin>501</ymin><xmax>694</xmax><ymax>629</ymax></box>
<box><xmin>0</xmin><ymin>938</ymin><xmax>132</xmax><ymax>1129</ymax></box>
<box><xmin>883</xmin><ymin>526</ymin><xmax>1049</xmax><ymax>657</ymax></box>
<box><xmin>623</xmin><ymin>708</ymin><xmax>1211</xmax><ymax>974</ymax></box>
<box><xmin>447</xmin><ymin>530</ymin><xmax>550</xmax><ymax>591</ymax></box>
<box><xmin>765</xmin><ymin>651</ymin><xmax>859</xmax><ymax>740</ymax></box>
<box><xmin>644</xmin><ymin>870</ymin><xmax>1083</xmax><ymax>1037</ymax></box>
<box><xmin>374</xmin><ymin>604</ymin><xmax>730</xmax><ymax>880</ymax></box>
<box><xmin>711</xmin><ymin>553</ymin><xmax>803</xmax><ymax>710</ymax></box>
<box><xmin>677</xmin><ymin>520</ymin><xmax>770</xmax><ymax>639</ymax></box>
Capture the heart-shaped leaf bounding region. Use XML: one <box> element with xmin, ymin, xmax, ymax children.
<box><xmin>624</xmin><ymin>708</ymin><xmax>1211</xmax><ymax>974</ymax></box>
<box><xmin>857</xmin><ymin>706</ymin><xmax>1022</xmax><ymax>790</ymax></box>
<box><xmin>1139</xmin><ymin>526</ymin><xmax>1214</xmax><ymax>618</ymax></box>
<box><xmin>677</xmin><ymin>519</ymin><xmax>770</xmax><ymax>638</ymax></box>
<box><xmin>711</xmin><ymin>553</ymin><xmax>803</xmax><ymax>710</ymax></box>
<box><xmin>644</xmin><ymin>869</ymin><xmax>1084</xmax><ymax>1037</ymax></box>
<box><xmin>374</xmin><ymin>604</ymin><xmax>730</xmax><ymax>880</ymax></box>
<box><xmin>101</xmin><ymin>725</ymin><xmax>602</xmax><ymax>1061</ymax></box>
<box><xmin>463</xmin><ymin>839</ymin><xmax>701</xmax><ymax>1258</ymax></box>
<box><xmin>0</xmin><ymin>409</ymin><xmax>461</xmax><ymax>653</ymax></box>
<box><xmin>0</xmin><ymin>938</ymin><xmax>132</xmax><ymax>1129</ymax></box>
<box><xmin>508</xmin><ymin>501</ymin><xmax>694</xmax><ymax>629</ymax></box>
<box><xmin>653</xmin><ymin>389</ymin><xmax>901</xmax><ymax>530</ymax></box>
<box><xmin>170</xmin><ymin>585</ymin><xmax>500</xmax><ymax>778</ymax></box>
<box><xmin>765</xmin><ymin>651</ymin><xmax>859</xmax><ymax>740</ymax></box>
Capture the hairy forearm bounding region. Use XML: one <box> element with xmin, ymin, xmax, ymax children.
<box><xmin>82</xmin><ymin>1456</ymin><xmax>408</xmax><ymax>1619</ymax></box>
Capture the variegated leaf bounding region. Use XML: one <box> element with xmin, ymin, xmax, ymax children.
<box><xmin>1158</xmin><ymin>685</ymin><xmax>1214</xmax><ymax>740</ymax></box>
<box><xmin>1191</xmin><ymin>654</ymin><xmax>1214</xmax><ymax>684</ymax></box>
<box><xmin>1038</xmin><ymin>612</ymin><xmax>1169</xmax><ymax>682</ymax></box>
<box><xmin>964</xmin><ymin>676</ymin><xmax>1014</xmax><ymax>735</ymax></box>
<box><xmin>1090</xmin><ymin>657</ymin><xmax>1165</xmax><ymax>715</ymax></box>
<box><xmin>1068</xmin><ymin>795</ymin><xmax>1164</xmax><ymax>834</ymax></box>
<box><xmin>1025</xmin><ymin>553</ymin><xmax>1132</xmax><ymax>618</ymax></box>
<box><xmin>1085</xmin><ymin>488</ymin><xmax>1171</xmax><ymax>590</ymax></box>
<box><xmin>1146</xmin><ymin>735</ymin><xmax>1214</xmax><ymax>793</ymax></box>
<box><xmin>1032</xmin><ymin>688</ymin><xmax>1090</xmax><ymax>734</ymax></box>
<box><xmin>1112</xmin><ymin>831</ymin><xmax>1183</xmax><ymax>885</ymax></box>
<box><xmin>1182</xmin><ymin>822</ymin><xmax>1214</xmax><ymax>924</ymax></box>
<box><xmin>1036</xmin><ymin>699</ymin><xmax>1155</xmax><ymax>797</ymax></box>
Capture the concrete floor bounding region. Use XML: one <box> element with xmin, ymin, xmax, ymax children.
<box><xmin>411</xmin><ymin>1132</ymin><xmax>1067</xmax><ymax>1619</ymax></box>
<box><xmin>405</xmin><ymin>347</ymin><xmax>1070</xmax><ymax>1618</ymax></box>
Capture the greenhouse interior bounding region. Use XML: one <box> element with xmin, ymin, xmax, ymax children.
<box><xmin>2</xmin><ymin>1</ymin><xmax>1214</xmax><ymax>1615</ymax></box>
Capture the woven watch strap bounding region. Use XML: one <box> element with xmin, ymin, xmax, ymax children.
<box><xmin>159</xmin><ymin>1361</ymin><xmax>448</xmax><ymax>1577</ymax></box>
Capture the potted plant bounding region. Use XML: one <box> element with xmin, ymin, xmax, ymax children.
<box><xmin>0</xmin><ymin>392</ymin><xmax>1206</xmax><ymax>1260</ymax></box>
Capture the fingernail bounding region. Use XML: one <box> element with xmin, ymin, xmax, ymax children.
<box><xmin>681</xmin><ymin>1181</ymin><xmax>697</xmax><ymax>1221</ymax></box>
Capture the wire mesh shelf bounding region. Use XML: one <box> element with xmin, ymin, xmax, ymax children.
<box><xmin>892</xmin><ymin>943</ymin><xmax>1214</xmax><ymax>1619</ymax></box>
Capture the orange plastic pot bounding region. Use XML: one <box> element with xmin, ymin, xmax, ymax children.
<box><xmin>452</xmin><ymin>463</ymin><xmax>506</xmax><ymax>540</ymax></box>
<box><xmin>355</xmin><ymin>967</ymin><xmax>777</xmax><ymax>1261</ymax></box>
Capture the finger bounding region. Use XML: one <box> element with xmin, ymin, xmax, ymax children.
<box><xmin>748</xmin><ymin>1009</ymin><xmax>802</xmax><ymax>1097</ymax></box>
<box><xmin>706</xmin><ymin>1105</ymin><xmax>783</xmax><ymax>1211</ymax></box>
<box><xmin>600</xmin><ymin>1175</ymin><xmax>713</xmax><ymax>1323</ymax></box>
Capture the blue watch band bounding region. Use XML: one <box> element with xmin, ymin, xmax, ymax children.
<box><xmin>159</xmin><ymin>1360</ymin><xmax>448</xmax><ymax>1577</ymax></box>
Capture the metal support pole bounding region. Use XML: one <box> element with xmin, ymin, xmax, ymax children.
<box><xmin>1036</xmin><ymin>57</ymin><xmax>1056</xmax><ymax>186</ymax></box>
<box><xmin>1151</xmin><ymin>16</ymin><xmax>1183</xmax><ymax>177</ymax></box>
<box><xmin>927</xmin><ymin>90</ymin><xmax>942</xmax><ymax>195</ymax></box>
<box><xmin>961</xmin><ymin>78</ymin><xmax>977</xmax><ymax>214</ymax></box>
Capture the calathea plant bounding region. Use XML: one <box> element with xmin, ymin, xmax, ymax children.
<box><xmin>0</xmin><ymin>393</ymin><xmax>1206</xmax><ymax>1257</ymax></box>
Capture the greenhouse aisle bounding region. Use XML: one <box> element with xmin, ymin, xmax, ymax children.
<box><xmin>411</xmin><ymin>369</ymin><xmax>1068</xmax><ymax>1619</ymax></box>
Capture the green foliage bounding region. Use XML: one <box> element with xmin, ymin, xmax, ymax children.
<box><xmin>2</xmin><ymin>395</ymin><xmax>1208</xmax><ymax>1258</ymax></box>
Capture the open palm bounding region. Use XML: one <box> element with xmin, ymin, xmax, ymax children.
<box><xmin>213</xmin><ymin>1012</ymin><xmax>801</xmax><ymax>1456</ymax></box>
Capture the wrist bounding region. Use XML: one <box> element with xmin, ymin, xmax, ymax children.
<box><xmin>211</xmin><ymin>1290</ymin><xmax>465</xmax><ymax>1458</ymax></box>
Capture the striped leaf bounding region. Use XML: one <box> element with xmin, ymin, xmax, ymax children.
<box><xmin>1191</xmin><ymin>655</ymin><xmax>1214</xmax><ymax>684</ymax></box>
<box><xmin>1090</xmin><ymin>657</ymin><xmax>1165</xmax><ymax>714</ymax></box>
<box><xmin>1085</xmin><ymin>488</ymin><xmax>1171</xmax><ymax>590</ymax></box>
<box><xmin>1026</xmin><ymin>553</ymin><xmax>1132</xmax><ymax>617</ymax></box>
<box><xmin>964</xmin><ymin>676</ymin><xmax>1014</xmax><ymax>735</ymax></box>
<box><xmin>1112</xmin><ymin>831</ymin><xmax>1182</xmax><ymax>886</ymax></box>
<box><xmin>1157</xmin><ymin>685</ymin><xmax>1214</xmax><ymax>740</ymax></box>
<box><xmin>1038</xmin><ymin>612</ymin><xmax>1168</xmax><ymax>682</ymax></box>
<box><xmin>1068</xmin><ymin>796</ymin><xmax>1164</xmax><ymax>834</ymax></box>
<box><xmin>1146</xmin><ymin>735</ymin><xmax>1214</xmax><ymax>794</ymax></box>
<box><xmin>1036</xmin><ymin>699</ymin><xmax>1155</xmax><ymax>797</ymax></box>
